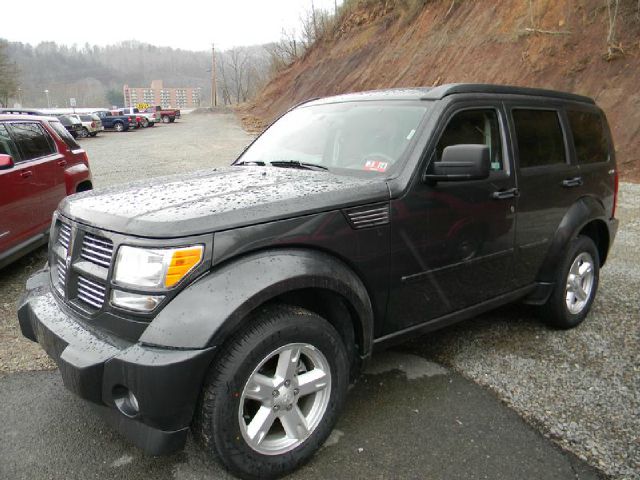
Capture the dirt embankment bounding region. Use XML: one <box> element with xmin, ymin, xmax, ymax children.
<box><xmin>242</xmin><ymin>0</ymin><xmax>640</xmax><ymax>180</ymax></box>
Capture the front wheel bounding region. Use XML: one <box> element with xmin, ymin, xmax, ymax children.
<box><xmin>540</xmin><ymin>235</ymin><xmax>600</xmax><ymax>329</ymax></box>
<box><xmin>141</xmin><ymin>118</ymin><xmax>149</xmax><ymax>127</ymax></box>
<box><xmin>114</xmin><ymin>122</ymin><xmax>124</xmax><ymax>132</ymax></box>
<box><xmin>194</xmin><ymin>305</ymin><xmax>349</xmax><ymax>480</ymax></box>
<box><xmin>80</xmin><ymin>127</ymin><xmax>89</xmax><ymax>138</ymax></box>
<box><xmin>162</xmin><ymin>115</ymin><xmax>170</xmax><ymax>123</ymax></box>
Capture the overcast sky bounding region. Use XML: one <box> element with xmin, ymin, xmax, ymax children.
<box><xmin>2</xmin><ymin>0</ymin><xmax>343</xmax><ymax>51</ymax></box>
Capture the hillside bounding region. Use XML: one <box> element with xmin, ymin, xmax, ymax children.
<box><xmin>243</xmin><ymin>0</ymin><xmax>640</xmax><ymax>180</ymax></box>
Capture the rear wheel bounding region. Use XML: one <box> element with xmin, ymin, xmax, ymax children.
<box><xmin>194</xmin><ymin>305</ymin><xmax>349</xmax><ymax>480</ymax></box>
<box><xmin>169</xmin><ymin>117</ymin><xmax>175</xmax><ymax>123</ymax></box>
<box><xmin>114</xmin><ymin>122</ymin><xmax>124</xmax><ymax>132</ymax></box>
<box><xmin>79</xmin><ymin>127</ymin><xmax>89</xmax><ymax>138</ymax></box>
<box><xmin>540</xmin><ymin>235</ymin><xmax>600</xmax><ymax>329</ymax></box>
<box><xmin>141</xmin><ymin>118</ymin><xmax>149</xmax><ymax>128</ymax></box>
<box><xmin>162</xmin><ymin>115</ymin><xmax>170</xmax><ymax>123</ymax></box>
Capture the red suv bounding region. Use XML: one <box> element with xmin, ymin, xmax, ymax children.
<box><xmin>0</xmin><ymin>114</ymin><xmax>93</xmax><ymax>268</ymax></box>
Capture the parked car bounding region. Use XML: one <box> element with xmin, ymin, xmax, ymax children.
<box><xmin>78</xmin><ymin>114</ymin><xmax>104</xmax><ymax>138</ymax></box>
<box><xmin>54</xmin><ymin>114</ymin><xmax>83</xmax><ymax>138</ymax></box>
<box><xmin>143</xmin><ymin>106</ymin><xmax>180</xmax><ymax>123</ymax></box>
<box><xmin>0</xmin><ymin>113</ymin><xmax>92</xmax><ymax>268</ymax></box>
<box><xmin>110</xmin><ymin>110</ymin><xmax>142</xmax><ymax>129</ymax></box>
<box><xmin>93</xmin><ymin>110</ymin><xmax>135</xmax><ymax>132</ymax></box>
<box><xmin>119</xmin><ymin>107</ymin><xmax>155</xmax><ymax>128</ymax></box>
<box><xmin>18</xmin><ymin>84</ymin><xmax>618</xmax><ymax>479</ymax></box>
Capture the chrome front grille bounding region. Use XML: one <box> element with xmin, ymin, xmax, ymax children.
<box><xmin>55</xmin><ymin>256</ymin><xmax>67</xmax><ymax>294</ymax></box>
<box><xmin>52</xmin><ymin>219</ymin><xmax>113</xmax><ymax>314</ymax></box>
<box><xmin>81</xmin><ymin>233</ymin><xmax>114</xmax><ymax>268</ymax></box>
<box><xmin>58</xmin><ymin>223</ymin><xmax>71</xmax><ymax>250</ymax></box>
<box><xmin>77</xmin><ymin>276</ymin><xmax>106</xmax><ymax>309</ymax></box>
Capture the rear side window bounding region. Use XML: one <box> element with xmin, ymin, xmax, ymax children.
<box><xmin>0</xmin><ymin>124</ymin><xmax>20</xmax><ymax>159</ymax></box>
<box><xmin>567</xmin><ymin>110</ymin><xmax>609</xmax><ymax>164</ymax></box>
<box><xmin>7</xmin><ymin>122</ymin><xmax>56</xmax><ymax>161</ymax></box>
<box><xmin>512</xmin><ymin>109</ymin><xmax>566</xmax><ymax>168</ymax></box>
<box><xmin>49</xmin><ymin>120</ymin><xmax>81</xmax><ymax>150</ymax></box>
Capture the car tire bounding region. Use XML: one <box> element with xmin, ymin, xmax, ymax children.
<box><xmin>141</xmin><ymin>118</ymin><xmax>149</xmax><ymax>128</ymax></box>
<box><xmin>169</xmin><ymin>118</ymin><xmax>175</xmax><ymax>123</ymax></box>
<box><xmin>80</xmin><ymin>127</ymin><xmax>89</xmax><ymax>138</ymax></box>
<box><xmin>89</xmin><ymin>132</ymin><xmax>97</xmax><ymax>137</ymax></box>
<box><xmin>194</xmin><ymin>305</ymin><xmax>349</xmax><ymax>480</ymax></box>
<box><xmin>114</xmin><ymin>122</ymin><xmax>124</xmax><ymax>132</ymax></box>
<box><xmin>540</xmin><ymin>235</ymin><xmax>600</xmax><ymax>329</ymax></box>
<box><xmin>162</xmin><ymin>115</ymin><xmax>170</xmax><ymax>123</ymax></box>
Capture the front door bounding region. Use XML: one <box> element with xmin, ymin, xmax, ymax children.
<box><xmin>385</xmin><ymin>104</ymin><xmax>517</xmax><ymax>333</ymax></box>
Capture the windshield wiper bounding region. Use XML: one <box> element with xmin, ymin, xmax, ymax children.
<box><xmin>269</xmin><ymin>160</ymin><xmax>329</xmax><ymax>171</ymax></box>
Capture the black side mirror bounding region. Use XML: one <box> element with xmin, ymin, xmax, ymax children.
<box><xmin>0</xmin><ymin>154</ymin><xmax>14</xmax><ymax>170</ymax></box>
<box><xmin>424</xmin><ymin>144</ymin><xmax>490</xmax><ymax>182</ymax></box>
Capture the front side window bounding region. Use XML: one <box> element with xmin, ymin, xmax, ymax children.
<box><xmin>238</xmin><ymin>102</ymin><xmax>429</xmax><ymax>175</ymax></box>
<box><xmin>7</xmin><ymin>122</ymin><xmax>56</xmax><ymax>162</ymax></box>
<box><xmin>567</xmin><ymin>110</ymin><xmax>609</xmax><ymax>164</ymax></box>
<box><xmin>49</xmin><ymin>120</ymin><xmax>81</xmax><ymax>150</ymax></box>
<box><xmin>512</xmin><ymin>109</ymin><xmax>566</xmax><ymax>168</ymax></box>
<box><xmin>436</xmin><ymin>109</ymin><xmax>504</xmax><ymax>171</ymax></box>
<box><xmin>0</xmin><ymin>124</ymin><xmax>20</xmax><ymax>159</ymax></box>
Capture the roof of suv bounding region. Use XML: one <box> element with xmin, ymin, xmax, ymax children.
<box><xmin>304</xmin><ymin>83</ymin><xmax>595</xmax><ymax>106</ymax></box>
<box><xmin>0</xmin><ymin>113</ymin><xmax>58</xmax><ymax>122</ymax></box>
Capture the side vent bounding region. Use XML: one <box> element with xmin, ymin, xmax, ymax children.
<box><xmin>344</xmin><ymin>203</ymin><xmax>390</xmax><ymax>229</ymax></box>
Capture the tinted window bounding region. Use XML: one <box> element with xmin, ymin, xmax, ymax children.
<box><xmin>513</xmin><ymin>109</ymin><xmax>566</xmax><ymax>168</ymax></box>
<box><xmin>436</xmin><ymin>109</ymin><xmax>504</xmax><ymax>171</ymax></box>
<box><xmin>80</xmin><ymin>115</ymin><xmax>92</xmax><ymax>121</ymax></box>
<box><xmin>49</xmin><ymin>121</ymin><xmax>81</xmax><ymax>150</ymax></box>
<box><xmin>8</xmin><ymin>122</ymin><xmax>56</xmax><ymax>161</ymax></box>
<box><xmin>568</xmin><ymin>110</ymin><xmax>609</xmax><ymax>164</ymax></box>
<box><xmin>0</xmin><ymin>124</ymin><xmax>20</xmax><ymax>159</ymax></box>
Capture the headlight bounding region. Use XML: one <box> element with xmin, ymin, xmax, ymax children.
<box><xmin>113</xmin><ymin>245</ymin><xmax>204</xmax><ymax>289</ymax></box>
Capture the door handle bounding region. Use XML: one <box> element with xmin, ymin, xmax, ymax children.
<box><xmin>562</xmin><ymin>177</ymin><xmax>583</xmax><ymax>188</ymax></box>
<box><xmin>491</xmin><ymin>188</ymin><xmax>519</xmax><ymax>200</ymax></box>
<box><xmin>20</xmin><ymin>170</ymin><xmax>33</xmax><ymax>179</ymax></box>
<box><xmin>57</xmin><ymin>159</ymin><xmax>67</xmax><ymax>167</ymax></box>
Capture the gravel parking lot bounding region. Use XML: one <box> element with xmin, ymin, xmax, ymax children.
<box><xmin>0</xmin><ymin>112</ymin><xmax>637</xmax><ymax>478</ymax></box>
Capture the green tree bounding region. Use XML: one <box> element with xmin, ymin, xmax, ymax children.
<box><xmin>105</xmin><ymin>88</ymin><xmax>124</xmax><ymax>107</ymax></box>
<box><xmin>0</xmin><ymin>41</ymin><xmax>19</xmax><ymax>107</ymax></box>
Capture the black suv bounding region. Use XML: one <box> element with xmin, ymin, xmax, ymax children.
<box><xmin>18</xmin><ymin>84</ymin><xmax>618</xmax><ymax>479</ymax></box>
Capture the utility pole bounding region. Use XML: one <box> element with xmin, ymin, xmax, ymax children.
<box><xmin>211</xmin><ymin>43</ymin><xmax>218</xmax><ymax>108</ymax></box>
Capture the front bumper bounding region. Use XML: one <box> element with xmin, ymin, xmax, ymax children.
<box><xmin>17</xmin><ymin>269</ymin><xmax>215</xmax><ymax>455</ymax></box>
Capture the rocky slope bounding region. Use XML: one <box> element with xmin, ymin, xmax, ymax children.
<box><xmin>244</xmin><ymin>0</ymin><xmax>640</xmax><ymax>180</ymax></box>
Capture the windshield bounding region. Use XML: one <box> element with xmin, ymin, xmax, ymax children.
<box><xmin>238</xmin><ymin>101</ymin><xmax>428</xmax><ymax>175</ymax></box>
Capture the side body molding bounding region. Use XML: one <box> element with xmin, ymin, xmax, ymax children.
<box><xmin>140</xmin><ymin>248</ymin><xmax>375</xmax><ymax>356</ymax></box>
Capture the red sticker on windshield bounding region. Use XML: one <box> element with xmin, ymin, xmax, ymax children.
<box><xmin>364</xmin><ymin>160</ymin><xmax>389</xmax><ymax>172</ymax></box>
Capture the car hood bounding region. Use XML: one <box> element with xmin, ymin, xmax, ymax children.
<box><xmin>60</xmin><ymin>166</ymin><xmax>390</xmax><ymax>238</ymax></box>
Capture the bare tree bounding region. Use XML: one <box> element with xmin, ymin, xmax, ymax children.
<box><xmin>0</xmin><ymin>41</ymin><xmax>19</xmax><ymax>107</ymax></box>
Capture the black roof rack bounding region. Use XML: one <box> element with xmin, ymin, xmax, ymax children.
<box><xmin>422</xmin><ymin>83</ymin><xmax>595</xmax><ymax>104</ymax></box>
<box><xmin>303</xmin><ymin>83</ymin><xmax>595</xmax><ymax>106</ymax></box>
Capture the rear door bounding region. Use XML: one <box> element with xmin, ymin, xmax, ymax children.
<box><xmin>0</xmin><ymin>123</ymin><xmax>40</xmax><ymax>251</ymax></box>
<box><xmin>7</xmin><ymin>121</ymin><xmax>65</xmax><ymax>232</ymax></box>
<box><xmin>507</xmin><ymin>104</ymin><xmax>582</xmax><ymax>286</ymax></box>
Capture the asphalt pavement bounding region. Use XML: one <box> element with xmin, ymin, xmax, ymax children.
<box><xmin>0</xmin><ymin>350</ymin><xmax>601</xmax><ymax>480</ymax></box>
